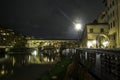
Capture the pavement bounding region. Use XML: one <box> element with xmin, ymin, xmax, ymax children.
<box><xmin>0</xmin><ymin>64</ymin><xmax>53</xmax><ymax>80</ymax></box>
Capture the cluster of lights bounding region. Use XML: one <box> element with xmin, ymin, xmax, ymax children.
<box><xmin>31</xmin><ymin>50</ymin><xmax>38</xmax><ymax>56</ymax></box>
<box><xmin>87</xmin><ymin>40</ymin><xmax>97</xmax><ymax>48</ymax></box>
<box><xmin>87</xmin><ymin>40</ymin><xmax>109</xmax><ymax>48</ymax></box>
<box><xmin>102</xmin><ymin>41</ymin><xmax>109</xmax><ymax>47</ymax></box>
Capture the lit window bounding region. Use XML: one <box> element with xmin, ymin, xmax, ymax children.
<box><xmin>2</xmin><ymin>33</ymin><xmax>6</xmax><ymax>35</ymax></box>
<box><xmin>0</xmin><ymin>30</ymin><xmax>3</xmax><ymax>32</ymax></box>
<box><xmin>7</xmin><ymin>33</ymin><xmax>9</xmax><ymax>35</ymax></box>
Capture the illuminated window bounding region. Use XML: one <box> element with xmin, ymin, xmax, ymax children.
<box><xmin>6</xmin><ymin>33</ymin><xmax>9</xmax><ymax>35</ymax></box>
<box><xmin>0</xmin><ymin>30</ymin><xmax>3</xmax><ymax>32</ymax></box>
<box><xmin>2</xmin><ymin>33</ymin><xmax>6</xmax><ymax>35</ymax></box>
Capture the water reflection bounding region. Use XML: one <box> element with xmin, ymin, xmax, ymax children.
<box><xmin>0</xmin><ymin>62</ymin><xmax>14</xmax><ymax>77</ymax></box>
<box><xmin>1</xmin><ymin>65</ymin><xmax>6</xmax><ymax>75</ymax></box>
<box><xmin>0</xmin><ymin>48</ymin><xmax>58</xmax><ymax>77</ymax></box>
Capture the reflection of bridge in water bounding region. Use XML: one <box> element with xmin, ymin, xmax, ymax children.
<box><xmin>0</xmin><ymin>48</ymin><xmax>120</xmax><ymax>80</ymax></box>
<box><xmin>0</xmin><ymin>47</ymin><xmax>59</xmax><ymax>77</ymax></box>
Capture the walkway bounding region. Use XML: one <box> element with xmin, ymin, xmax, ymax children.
<box><xmin>0</xmin><ymin>64</ymin><xmax>53</xmax><ymax>80</ymax></box>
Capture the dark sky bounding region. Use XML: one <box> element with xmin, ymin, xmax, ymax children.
<box><xmin>0</xmin><ymin>0</ymin><xmax>104</xmax><ymax>39</ymax></box>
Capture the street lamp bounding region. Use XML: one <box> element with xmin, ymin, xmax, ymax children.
<box><xmin>75</xmin><ymin>23</ymin><xmax>82</xmax><ymax>47</ymax></box>
<box><xmin>75</xmin><ymin>24</ymin><xmax>82</xmax><ymax>31</ymax></box>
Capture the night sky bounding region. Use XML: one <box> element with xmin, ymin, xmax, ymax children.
<box><xmin>0</xmin><ymin>0</ymin><xmax>104</xmax><ymax>39</ymax></box>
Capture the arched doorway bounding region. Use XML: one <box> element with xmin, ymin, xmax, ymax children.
<box><xmin>96</xmin><ymin>34</ymin><xmax>109</xmax><ymax>48</ymax></box>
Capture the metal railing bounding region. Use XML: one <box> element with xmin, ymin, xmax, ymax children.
<box><xmin>77</xmin><ymin>48</ymin><xmax>120</xmax><ymax>80</ymax></box>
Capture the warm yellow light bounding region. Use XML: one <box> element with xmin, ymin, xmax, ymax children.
<box><xmin>87</xmin><ymin>42</ymin><xmax>92</xmax><ymax>48</ymax></box>
<box><xmin>92</xmin><ymin>40</ymin><xmax>97</xmax><ymax>44</ymax></box>
<box><xmin>43</xmin><ymin>57</ymin><xmax>48</xmax><ymax>62</ymax></box>
<box><xmin>102</xmin><ymin>41</ymin><xmax>109</xmax><ymax>47</ymax></box>
<box><xmin>43</xmin><ymin>43</ymin><xmax>48</xmax><ymax>46</ymax></box>
<box><xmin>12</xmin><ymin>57</ymin><xmax>16</xmax><ymax>66</ymax></box>
<box><xmin>32</xmin><ymin>50</ymin><xmax>38</xmax><ymax>56</ymax></box>
<box><xmin>1</xmin><ymin>70</ymin><xmax>5</xmax><ymax>75</ymax></box>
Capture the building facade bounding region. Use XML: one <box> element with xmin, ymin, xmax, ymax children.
<box><xmin>0</xmin><ymin>27</ymin><xmax>15</xmax><ymax>48</ymax></box>
<box><xmin>85</xmin><ymin>23</ymin><xmax>109</xmax><ymax>48</ymax></box>
<box><xmin>81</xmin><ymin>0</ymin><xmax>120</xmax><ymax>48</ymax></box>
<box><xmin>0</xmin><ymin>26</ymin><xmax>26</xmax><ymax>48</ymax></box>
<box><xmin>81</xmin><ymin>23</ymin><xmax>109</xmax><ymax>48</ymax></box>
<box><xmin>103</xmin><ymin>0</ymin><xmax>120</xmax><ymax>48</ymax></box>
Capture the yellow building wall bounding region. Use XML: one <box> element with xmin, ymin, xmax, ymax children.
<box><xmin>86</xmin><ymin>24</ymin><xmax>109</xmax><ymax>48</ymax></box>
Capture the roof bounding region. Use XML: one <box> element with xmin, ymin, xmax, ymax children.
<box><xmin>86</xmin><ymin>23</ymin><xmax>108</xmax><ymax>25</ymax></box>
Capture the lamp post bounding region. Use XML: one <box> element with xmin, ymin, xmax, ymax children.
<box><xmin>75</xmin><ymin>23</ymin><xmax>82</xmax><ymax>48</ymax></box>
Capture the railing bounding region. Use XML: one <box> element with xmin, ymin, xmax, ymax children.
<box><xmin>77</xmin><ymin>48</ymin><xmax>120</xmax><ymax>80</ymax></box>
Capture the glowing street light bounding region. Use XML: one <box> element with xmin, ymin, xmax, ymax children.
<box><xmin>75</xmin><ymin>23</ymin><xmax>82</xmax><ymax>31</ymax></box>
<box><xmin>75</xmin><ymin>23</ymin><xmax>82</xmax><ymax>47</ymax></box>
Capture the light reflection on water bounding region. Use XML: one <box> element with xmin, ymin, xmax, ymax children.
<box><xmin>12</xmin><ymin>57</ymin><xmax>15</xmax><ymax>66</ymax></box>
<box><xmin>0</xmin><ymin>52</ymin><xmax>56</xmax><ymax>77</ymax></box>
<box><xmin>0</xmin><ymin>64</ymin><xmax>14</xmax><ymax>76</ymax></box>
<box><xmin>0</xmin><ymin>69</ymin><xmax>14</xmax><ymax>76</ymax></box>
<box><xmin>0</xmin><ymin>55</ymin><xmax>29</xmax><ymax>77</ymax></box>
<box><xmin>0</xmin><ymin>47</ymin><xmax>59</xmax><ymax>78</ymax></box>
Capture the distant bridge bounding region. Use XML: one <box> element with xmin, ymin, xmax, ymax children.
<box><xmin>26</xmin><ymin>39</ymin><xmax>77</xmax><ymax>48</ymax></box>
